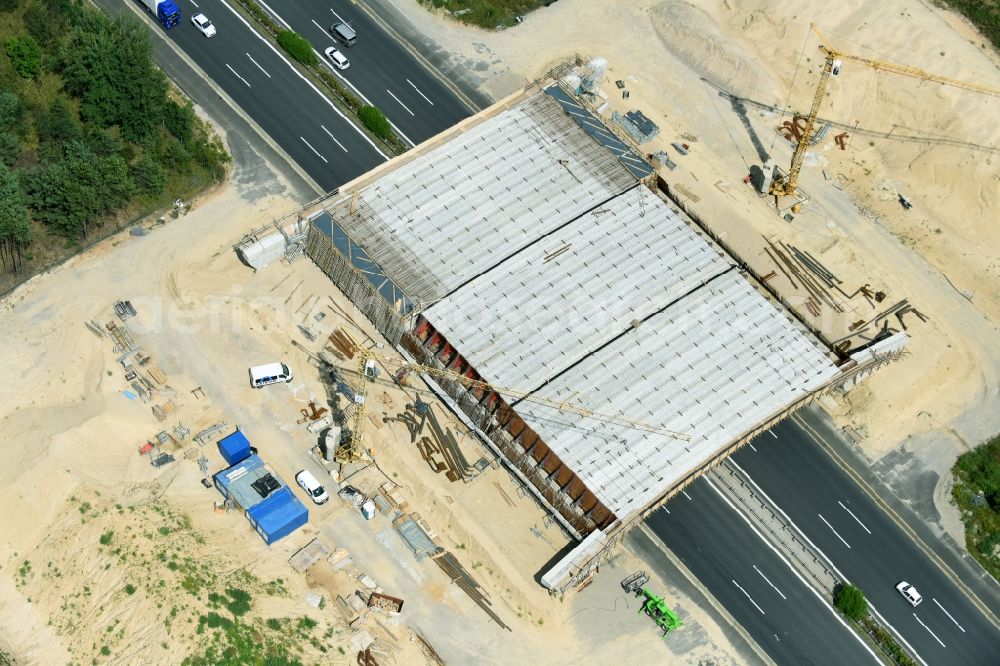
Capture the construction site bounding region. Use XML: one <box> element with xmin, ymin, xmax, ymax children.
<box><xmin>236</xmin><ymin>71</ymin><xmax>911</xmax><ymax>593</ymax></box>
<box><xmin>4</xmin><ymin>1</ymin><xmax>1000</xmax><ymax>664</ymax></box>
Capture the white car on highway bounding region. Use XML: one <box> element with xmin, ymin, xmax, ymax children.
<box><xmin>896</xmin><ymin>581</ymin><xmax>923</xmax><ymax>607</ymax></box>
<box><xmin>191</xmin><ymin>13</ymin><xmax>216</xmax><ymax>38</ymax></box>
<box><xmin>324</xmin><ymin>46</ymin><xmax>350</xmax><ymax>70</ymax></box>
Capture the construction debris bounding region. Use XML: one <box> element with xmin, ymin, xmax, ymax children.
<box><xmin>289</xmin><ymin>538</ymin><xmax>330</xmax><ymax>573</ymax></box>
<box><xmin>367</xmin><ymin>591</ymin><xmax>404</xmax><ymax>614</ymax></box>
<box><xmin>193</xmin><ymin>422</ymin><xmax>228</xmax><ymax>445</ymax></box>
<box><xmin>434</xmin><ymin>551</ymin><xmax>510</xmax><ymax>631</ymax></box>
<box><xmin>114</xmin><ymin>300</ymin><xmax>137</xmax><ymax>320</ymax></box>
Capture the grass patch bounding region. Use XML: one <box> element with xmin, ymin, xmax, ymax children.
<box><xmin>418</xmin><ymin>0</ymin><xmax>548</xmax><ymax>29</ymax></box>
<box><xmin>939</xmin><ymin>1</ymin><xmax>1000</xmax><ymax>51</ymax></box>
<box><xmin>952</xmin><ymin>433</ymin><xmax>1000</xmax><ymax>580</ymax></box>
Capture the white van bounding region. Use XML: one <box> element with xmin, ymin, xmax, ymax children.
<box><xmin>295</xmin><ymin>469</ymin><xmax>330</xmax><ymax>505</ymax></box>
<box><xmin>248</xmin><ymin>362</ymin><xmax>292</xmax><ymax>388</ymax></box>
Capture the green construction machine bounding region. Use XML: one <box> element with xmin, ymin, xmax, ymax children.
<box><xmin>621</xmin><ymin>571</ymin><xmax>683</xmax><ymax>637</ymax></box>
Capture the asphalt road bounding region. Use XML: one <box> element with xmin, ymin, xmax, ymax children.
<box><xmin>258</xmin><ymin>0</ymin><xmax>472</xmax><ymax>145</ymax></box>
<box><xmin>733</xmin><ymin>419</ymin><xmax>1000</xmax><ymax>666</ymax></box>
<box><xmin>648</xmin><ymin>480</ymin><xmax>878</xmax><ymax>666</ymax></box>
<box><xmin>120</xmin><ymin>0</ymin><xmax>388</xmax><ymax>191</ymax></box>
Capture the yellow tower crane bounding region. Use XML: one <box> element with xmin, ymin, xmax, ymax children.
<box><xmin>336</xmin><ymin>347</ymin><xmax>690</xmax><ymax>463</ymax></box>
<box><xmin>768</xmin><ymin>24</ymin><xmax>1000</xmax><ymax>207</ymax></box>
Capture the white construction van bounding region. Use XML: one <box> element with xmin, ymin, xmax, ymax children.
<box><xmin>248</xmin><ymin>362</ymin><xmax>292</xmax><ymax>388</ymax></box>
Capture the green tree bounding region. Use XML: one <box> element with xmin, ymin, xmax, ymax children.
<box><xmin>4</xmin><ymin>35</ymin><xmax>42</xmax><ymax>79</ymax></box>
<box><xmin>0</xmin><ymin>163</ymin><xmax>33</xmax><ymax>273</ymax></box>
<box><xmin>833</xmin><ymin>583</ymin><xmax>868</xmax><ymax>622</ymax></box>
<box><xmin>358</xmin><ymin>105</ymin><xmax>392</xmax><ymax>141</ymax></box>
<box><xmin>27</xmin><ymin>140</ymin><xmax>133</xmax><ymax>239</ymax></box>
<box><xmin>163</xmin><ymin>99</ymin><xmax>194</xmax><ymax>144</ymax></box>
<box><xmin>0</xmin><ymin>0</ymin><xmax>21</xmax><ymax>13</ymax></box>
<box><xmin>36</xmin><ymin>95</ymin><xmax>82</xmax><ymax>159</ymax></box>
<box><xmin>0</xmin><ymin>92</ymin><xmax>22</xmax><ymax>169</ymax></box>
<box><xmin>24</xmin><ymin>0</ymin><xmax>69</xmax><ymax>49</ymax></box>
<box><xmin>275</xmin><ymin>30</ymin><xmax>317</xmax><ymax>66</ymax></box>
<box><xmin>59</xmin><ymin>12</ymin><xmax>167</xmax><ymax>143</ymax></box>
<box><xmin>130</xmin><ymin>153</ymin><xmax>165</xmax><ymax>196</ymax></box>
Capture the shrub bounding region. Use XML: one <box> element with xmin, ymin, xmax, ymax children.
<box><xmin>124</xmin><ymin>583</ymin><xmax>136</xmax><ymax>595</ymax></box>
<box><xmin>99</xmin><ymin>530</ymin><xmax>114</xmax><ymax>545</ymax></box>
<box><xmin>358</xmin><ymin>105</ymin><xmax>392</xmax><ymax>141</ymax></box>
<box><xmin>834</xmin><ymin>583</ymin><xmax>868</xmax><ymax>622</ymax></box>
<box><xmin>225</xmin><ymin>588</ymin><xmax>252</xmax><ymax>617</ymax></box>
<box><xmin>275</xmin><ymin>30</ymin><xmax>316</xmax><ymax>66</ymax></box>
<box><xmin>5</xmin><ymin>35</ymin><xmax>42</xmax><ymax>79</ymax></box>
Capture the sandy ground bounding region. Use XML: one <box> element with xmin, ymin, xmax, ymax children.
<box><xmin>0</xmin><ymin>131</ymin><xmax>751</xmax><ymax>663</ymax></box>
<box><xmin>375</xmin><ymin>0</ymin><xmax>1000</xmax><ymax>541</ymax></box>
<box><xmin>4</xmin><ymin>0</ymin><xmax>999</xmax><ymax>662</ymax></box>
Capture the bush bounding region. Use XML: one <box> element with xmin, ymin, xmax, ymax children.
<box><xmin>5</xmin><ymin>35</ymin><xmax>42</xmax><ymax>79</ymax></box>
<box><xmin>275</xmin><ymin>30</ymin><xmax>316</xmax><ymax>66</ymax></box>
<box><xmin>99</xmin><ymin>530</ymin><xmax>114</xmax><ymax>545</ymax></box>
<box><xmin>224</xmin><ymin>588</ymin><xmax>252</xmax><ymax>617</ymax></box>
<box><xmin>953</xmin><ymin>434</ymin><xmax>1000</xmax><ymax>580</ymax></box>
<box><xmin>239</xmin><ymin>0</ymin><xmax>281</xmax><ymax>34</ymax></box>
<box><xmin>833</xmin><ymin>583</ymin><xmax>868</xmax><ymax>621</ymax></box>
<box><xmin>358</xmin><ymin>105</ymin><xmax>392</xmax><ymax>141</ymax></box>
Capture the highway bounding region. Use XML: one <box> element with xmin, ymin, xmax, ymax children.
<box><xmin>732</xmin><ymin>419</ymin><xmax>1000</xmax><ymax>666</ymax></box>
<box><xmin>649</xmin><ymin>480</ymin><xmax>879</xmax><ymax>666</ymax></box>
<box><xmin>116</xmin><ymin>0</ymin><xmax>389</xmax><ymax>191</ymax></box>
<box><xmin>256</xmin><ymin>0</ymin><xmax>472</xmax><ymax>145</ymax></box>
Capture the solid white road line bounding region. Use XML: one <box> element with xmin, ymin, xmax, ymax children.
<box><xmin>300</xmin><ymin>137</ymin><xmax>328</xmax><ymax>163</ymax></box>
<box><xmin>407</xmin><ymin>79</ymin><xmax>434</xmax><ymax>105</ymax></box>
<box><xmin>662</xmin><ymin>507</ymin><xmax>670</xmax><ymax>514</ymax></box>
<box><xmin>727</xmin><ymin>460</ymin><xmax>929</xmax><ymax>666</ymax></box>
<box><xmin>732</xmin><ymin>579</ymin><xmax>766</xmax><ymax>615</ymax></box>
<box><xmin>932</xmin><ymin>598</ymin><xmax>966</xmax><ymax>632</ymax></box>
<box><xmin>386</xmin><ymin>89</ymin><xmax>414</xmax><ymax>116</ymax></box>
<box><xmin>311</xmin><ymin>18</ymin><xmax>325</xmax><ymax>32</ymax></box>
<box><xmin>705</xmin><ymin>478</ymin><xmax>882</xmax><ymax>664</ymax></box>
<box><xmin>329</xmin><ymin>8</ymin><xmax>349</xmax><ymax>25</ymax></box>
<box><xmin>320</xmin><ymin>125</ymin><xmax>348</xmax><ymax>153</ymax></box>
<box><xmin>226</xmin><ymin>64</ymin><xmax>251</xmax><ymax>88</ymax></box>
<box><xmin>215</xmin><ymin>0</ymin><xmax>387</xmax><ymax>158</ymax></box>
<box><xmin>818</xmin><ymin>513</ymin><xmax>851</xmax><ymax>549</ymax></box>
<box><xmin>753</xmin><ymin>564</ymin><xmax>787</xmax><ymax>600</ymax></box>
<box><xmin>913</xmin><ymin>614</ymin><xmax>947</xmax><ymax>648</ymax></box>
<box><xmin>748</xmin><ymin>442</ymin><xmax>757</xmax><ymax>452</ymax></box>
<box><xmin>768</xmin><ymin>429</ymin><xmax>777</xmax><ymax>438</ymax></box>
<box><xmin>682</xmin><ymin>490</ymin><xmax>692</xmax><ymax>501</ymax></box>
<box><xmin>191</xmin><ymin>0</ymin><xmax>198</xmax><ymax>6</ymax></box>
<box><xmin>838</xmin><ymin>500</ymin><xmax>872</xmax><ymax>535</ymax></box>
<box><xmin>246</xmin><ymin>53</ymin><xmax>271</xmax><ymax>78</ymax></box>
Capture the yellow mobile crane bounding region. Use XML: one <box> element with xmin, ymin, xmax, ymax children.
<box><xmin>768</xmin><ymin>24</ymin><xmax>1000</xmax><ymax>207</ymax></box>
<box><xmin>336</xmin><ymin>347</ymin><xmax>690</xmax><ymax>463</ymax></box>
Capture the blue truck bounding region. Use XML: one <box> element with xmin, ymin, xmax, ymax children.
<box><xmin>140</xmin><ymin>0</ymin><xmax>181</xmax><ymax>29</ymax></box>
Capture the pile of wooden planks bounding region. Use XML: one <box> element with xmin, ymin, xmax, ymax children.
<box><xmin>327</xmin><ymin>327</ymin><xmax>360</xmax><ymax>360</ymax></box>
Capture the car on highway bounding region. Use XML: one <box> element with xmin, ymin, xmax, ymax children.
<box><xmin>896</xmin><ymin>581</ymin><xmax>923</xmax><ymax>607</ymax></box>
<box><xmin>295</xmin><ymin>470</ymin><xmax>329</xmax><ymax>505</ymax></box>
<box><xmin>330</xmin><ymin>22</ymin><xmax>356</xmax><ymax>47</ymax></box>
<box><xmin>191</xmin><ymin>13</ymin><xmax>216</xmax><ymax>37</ymax></box>
<box><xmin>324</xmin><ymin>46</ymin><xmax>350</xmax><ymax>71</ymax></box>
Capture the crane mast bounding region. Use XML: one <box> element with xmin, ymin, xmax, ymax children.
<box><xmin>768</xmin><ymin>25</ymin><xmax>1000</xmax><ymax>207</ymax></box>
